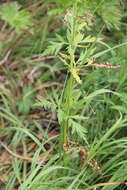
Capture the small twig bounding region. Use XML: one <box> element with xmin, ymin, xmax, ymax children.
<box><xmin>1</xmin><ymin>22</ymin><xmax>7</xmax><ymax>32</ymax></box>
<box><xmin>85</xmin><ymin>63</ymin><xmax>120</xmax><ymax>69</ymax></box>
<box><xmin>0</xmin><ymin>50</ymin><xmax>11</xmax><ymax>66</ymax></box>
<box><xmin>31</xmin><ymin>55</ymin><xmax>56</xmax><ymax>62</ymax></box>
<box><xmin>0</xmin><ymin>140</ymin><xmax>52</xmax><ymax>164</ymax></box>
<box><xmin>34</xmin><ymin>82</ymin><xmax>62</xmax><ymax>90</ymax></box>
<box><xmin>0</xmin><ymin>140</ymin><xmax>33</xmax><ymax>162</ymax></box>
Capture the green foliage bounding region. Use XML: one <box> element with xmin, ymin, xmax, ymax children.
<box><xmin>0</xmin><ymin>0</ymin><xmax>127</xmax><ymax>189</ymax></box>
<box><xmin>55</xmin><ymin>0</ymin><xmax>75</xmax><ymax>8</ymax></box>
<box><xmin>100</xmin><ymin>1</ymin><xmax>122</xmax><ymax>29</ymax></box>
<box><xmin>69</xmin><ymin>119</ymin><xmax>87</xmax><ymax>141</ymax></box>
<box><xmin>81</xmin><ymin>0</ymin><xmax>122</xmax><ymax>30</ymax></box>
<box><xmin>42</xmin><ymin>34</ymin><xmax>66</xmax><ymax>56</ymax></box>
<box><xmin>57</xmin><ymin>108</ymin><xmax>66</xmax><ymax>124</ymax></box>
<box><xmin>34</xmin><ymin>98</ymin><xmax>57</xmax><ymax>111</ymax></box>
<box><xmin>49</xmin><ymin>0</ymin><xmax>122</xmax><ymax>30</ymax></box>
<box><xmin>0</xmin><ymin>2</ymin><xmax>33</xmax><ymax>33</ymax></box>
<box><xmin>17</xmin><ymin>86</ymin><xmax>35</xmax><ymax>114</ymax></box>
<box><xmin>42</xmin><ymin>41</ymin><xmax>64</xmax><ymax>56</ymax></box>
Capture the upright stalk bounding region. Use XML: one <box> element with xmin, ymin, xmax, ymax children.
<box><xmin>60</xmin><ymin>76</ymin><xmax>74</xmax><ymax>146</ymax></box>
<box><xmin>59</xmin><ymin>2</ymin><xmax>77</xmax><ymax>155</ymax></box>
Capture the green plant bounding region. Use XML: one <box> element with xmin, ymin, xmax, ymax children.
<box><xmin>17</xmin><ymin>86</ymin><xmax>36</xmax><ymax>115</ymax></box>
<box><xmin>1</xmin><ymin>0</ymin><xmax>127</xmax><ymax>189</ymax></box>
<box><xmin>0</xmin><ymin>2</ymin><xmax>33</xmax><ymax>33</ymax></box>
<box><xmin>36</xmin><ymin>1</ymin><xmax>115</xmax><ymax>161</ymax></box>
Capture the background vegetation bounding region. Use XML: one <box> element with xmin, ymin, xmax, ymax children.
<box><xmin>0</xmin><ymin>0</ymin><xmax>127</xmax><ymax>189</ymax></box>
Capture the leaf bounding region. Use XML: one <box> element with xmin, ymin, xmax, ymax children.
<box><xmin>13</xmin><ymin>10</ymin><xmax>33</xmax><ymax>33</ymax></box>
<box><xmin>69</xmin><ymin>115</ymin><xmax>89</xmax><ymax>120</ymax></box>
<box><xmin>84</xmin><ymin>89</ymin><xmax>112</xmax><ymax>102</ymax></box>
<box><xmin>42</xmin><ymin>41</ymin><xmax>64</xmax><ymax>56</ymax></box>
<box><xmin>58</xmin><ymin>55</ymin><xmax>69</xmax><ymax>67</ymax></box>
<box><xmin>111</xmin><ymin>105</ymin><xmax>127</xmax><ymax>113</ymax></box>
<box><xmin>57</xmin><ymin>108</ymin><xmax>65</xmax><ymax>124</ymax></box>
<box><xmin>77</xmin><ymin>22</ymin><xmax>87</xmax><ymax>31</ymax></box>
<box><xmin>100</xmin><ymin>1</ymin><xmax>122</xmax><ymax>30</ymax></box>
<box><xmin>69</xmin><ymin>119</ymin><xmax>87</xmax><ymax>141</ymax></box>
<box><xmin>17</xmin><ymin>86</ymin><xmax>35</xmax><ymax>115</ymax></box>
<box><xmin>0</xmin><ymin>2</ymin><xmax>33</xmax><ymax>33</ymax></box>
<box><xmin>66</xmin><ymin>28</ymin><xmax>71</xmax><ymax>43</ymax></box>
<box><xmin>47</xmin><ymin>8</ymin><xmax>63</xmax><ymax>16</ymax></box>
<box><xmin>55</xmin><ymin>33</ymin><xmax>66</xmax><ymax>43</ymax></box>
<box><xmin>77</xmin><ymin>47</ymin><xmax>96</xmax><ymax>63</ymax></box>
<box><xmin>82</xmin><ymin>35</ymin><xmax>99</xmax><ymax>43</ymax></box>
<box><xmin>0</xmin><ymin>2</ymin><xmax>20</xmax><ymax>22</ymax></box>
<box><xmin>34</xmin><ymin>98</ymin><xmax>57</xmax><ymax>111</ymax></box>
<box><xmin>74</xmin><ymin>33</ymin><xmax>84</xmax><ymax>45</ymax></box>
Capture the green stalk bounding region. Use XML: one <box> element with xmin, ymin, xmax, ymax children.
<box><xmin>59</xmin><ymin>75</ymin><xmax>74</xmax><ymax>152</ymax></box>
<box><xmin>59</xmin><ymin>75</ymin><xmax>74</xmax><ymax>168</ymax></box>
<box><xmin>59</xmin><ymin>2</ymin><xmax>77</xmax><ymax>163</ymax></box>
<box><xmin>64</xmin><ymin>75</ymin><xmax>74</xmax><ymax>145</ymax></box>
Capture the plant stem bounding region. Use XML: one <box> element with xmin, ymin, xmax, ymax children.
<box><xmin>59</xmin><ymin>1</ymin><xmax>77</xmax><ymax>160</ymax></box>
<box><xmin>60</xmin><ymin>75</ymin><xmax>74</xmax><ymax>153</ymax></box>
